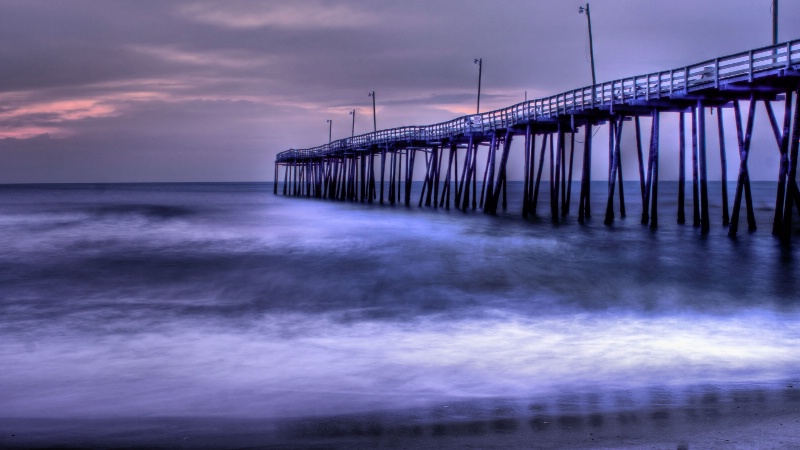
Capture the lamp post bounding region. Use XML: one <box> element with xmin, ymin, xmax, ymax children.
<box><xmin>772</xmin><ymin>0</ymin><xmax>778</xmax><ymax>45</ymax></box>
<box><xmin>349</xmin><ymin>109</ymin><xmax>356</xmax><ymax>137</ymax></box>
<box><xmin>326</xmin><ymin>119</ymin><xmax>332</xmax><ymax>144</ymax></box>
<box><xmin>474</xmin><ymin>58</ymin><xmax>482</xmax><ymax>114</ymax></box>
<box><xmin>578</xmin><ymin>3</ymin><xmax>596</xmax><ymax>86</ymax></box>
<box><xmin>368</xmin><ymin>91</ymin><xmax>377</xmax><ymax>132</ymax></box>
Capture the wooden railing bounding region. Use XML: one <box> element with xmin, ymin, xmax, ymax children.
<box><xmin>277</xmin><ymin>40</ymin><xmax>799</xmax><ymax>162</ymax></box>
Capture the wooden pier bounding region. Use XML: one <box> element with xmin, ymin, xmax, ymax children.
<box><xmin>275</xmin><ymin>40</ymin><xmax>800</xmax><ymax>241</ymax></box>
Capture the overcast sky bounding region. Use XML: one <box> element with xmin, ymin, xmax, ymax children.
<box><xmin>0</xmin><ymin>0</ymin><xmax>798</xmax><ymax>182</ymax></box>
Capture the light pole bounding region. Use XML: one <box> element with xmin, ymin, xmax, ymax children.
<box><xmin>772</xmin><ymin>0</ymin><xmax>778</xmax><ymax>45</ymax></box>
<box><xmin>349</xmin><ymin>109</ymin><xmax>356</xmax><ymax>137</ymax></box>
<box><xmin>578</xmin><ymin>3</ymin><xmax>596</xmax><ymax>86</ymax></box>
<box><xmin>474</xmin><ymin>58</ymin><xmax>482</xmax><ymax>114</ymax></box>
<box><xmin>368</xmin><ymin>91</ymin><xmax>377</xmax><ymax>132</ymax></box>
<box><xmin>326</xmin><ymin>119</ymin><xmax>332</xmax><ymax>144</ymax></box>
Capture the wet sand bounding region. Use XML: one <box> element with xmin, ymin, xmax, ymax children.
<box><xmin>2</xmin><ymin>383</ymin><xmax>799</xmax><ymax>449</ymax></box>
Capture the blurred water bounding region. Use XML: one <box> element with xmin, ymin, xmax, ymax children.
<box><xmin>0</xmin><ymin>181</ymin><xmax>798</xmax><ymax>424</ymax></box>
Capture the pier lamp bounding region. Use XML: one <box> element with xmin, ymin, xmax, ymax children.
<box><xmin>474</xmin><ymin>58</ymin><xmax>482</xmax><ymax>114</ymax></box>
<box><xmin>578</xmin><ymin>3</ymin><xmax>596</xmax><ymax>86</ymax></box>
<box><xmin>368</xmin><ymin>91</ymin><xmax>377</xmax><ymax>132</ymax></box>
<box><xmin>349</xmin><ymin>109</ymin><xmax>356</xmax><ymax>138</ymax></box>
<box><xmin>326</xmin><ymin>119</ymin><xmax>332</xmax><ymax>144</ymax></box>
<box><xmin>772</xmin><ymin>0</ymin><xmax>778</xmax><ymax>45</ymax></box>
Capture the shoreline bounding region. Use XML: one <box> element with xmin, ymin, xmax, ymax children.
<box><xmin>3</xmin><ymin>383</ymin><xmax>798</xmax><ymax>449</ymax></box>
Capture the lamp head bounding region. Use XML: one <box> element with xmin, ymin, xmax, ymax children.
<box><xmin>578</xmin><ymin>6</ymin><xmax>585</xmax><ymax>14</ymax></box>
<box><xmin>474</xmin><ymin>58</ymin><xmax>480</xmax><ymax>64</ymax></box>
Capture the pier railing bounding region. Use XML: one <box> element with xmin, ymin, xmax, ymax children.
<box><xmin>276</xmin><ymin>40</ymin><xmax>800</xmax><ymax>162</ymax></box>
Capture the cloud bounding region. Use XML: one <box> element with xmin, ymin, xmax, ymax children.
<box><xmin>0</xmin><ymin>0</ymin><xmax>798</xmax><ymax>181</ymax></box>
<box><xmin>178</xmin><ymin>1</ymin><xmax>379</xmax><ymax>30</ymax></box>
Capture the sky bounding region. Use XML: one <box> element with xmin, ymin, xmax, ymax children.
<box><xmin>0</xmin><ymin>0</ymin><xmax>798</xmax><ymax>183</ymax></box>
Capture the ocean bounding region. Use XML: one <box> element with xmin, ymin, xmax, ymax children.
<box><xmin>0</xmin><ymin>181</ymin><xmax>798</xmax><ymax>448</ymax></box>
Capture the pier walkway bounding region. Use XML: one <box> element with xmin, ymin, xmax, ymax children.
<box><xmin>275</xmin><ymin>40</ymin><xmax>800</xmax><ymax>241</ymax></box>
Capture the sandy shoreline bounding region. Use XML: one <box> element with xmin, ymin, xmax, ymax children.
<box><xmin>2</xmin><ymin>383</ymin><xmax>799</xmax><ymax>449</ymax></box>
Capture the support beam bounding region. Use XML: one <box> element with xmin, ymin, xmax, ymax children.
<box><xmin>440</xmin><ymin>144</ymin><xmax>455</xmax><ymax>209</ymax></box>
<box><xmin>552</xmin><ymin>125</ymin><xmax>563</xmax><ymax>220</ymax></box>
<box><xmin>418</xmin><ymin>151</ymin><xmax>433</xmax><ymax>207</ymax></box>
<box><xmin>642</xmin><ymin>110</ymin><xmax>660</xmax><ymax>226</ymax></box>
<box><xmin>604</xmin><ymin>116</ymin><xmax>624</xmax><ymax>224</ymax></box>
<box><xmin>691</xmin><ymin>107</ymin><xmax>700</xmax><ymax>227</ymax></box>
<box><xmin>549</xmin><ymin>132</ymin><xmax>556</xmax><ymax>219</ymax></box>
<box><xmin>697</xmin><ymin>101</ymin><xmax>710</xmax><ymax>232</ymax></box>
<box><xmin>490</xmin><ymin>131</ymin><xmax>513</xmax><ymax>215</ymax></box>
<box><xmin>483</xmin><ymin>134</ymin><xmax>498</xmax><ymax>214</ymax></box>
<box><xmin>532</xmin><ymin>133</ymin><xmax>548</xmax><ymax>215</ymax></box>
<box><xmin>767</xmin><ymin>96</ymin><xmax>792</xmax><ymax>235</ymax></box>
<box><xmin>678</xmin><ymin>112</ymin><xmax>686</xmax><ymax>224</ymax></box>
<box><xmin>523</xmin><ymin>124</ymin><xmax>532</xmax><ymax>217</ymax></box>
<box><xmin>274</xmin><ymin>164</ymin><xmax>278</xmax><ymax>194</ymax></box>
<box><xmin>564</xmin><ymin>131</ymin><xmax>576</xmax><ymax>217</ymax></box>
<box><xmin>380</xmin><ymin>147</ymin><xmax>386</xmax><ymax>204</ymax></box>
<box><xmin>650</xmin><ymin>110</ymin><xmax>661</xmax><ymax>229</ymax></box>
<box><xmin>480</xmin><ymin>138</ymin><xmax>495</xmax><ymax>210</ymax></box>
<box><xmin>579</xmin><ymin>124</ymin><xmax>592</xmax><ymax>222</ymax></box>
<box><xmin>781</xmin><ymin>85</ymin><xmax>800</xmax><ymax>242</ymax></box>
<box><xmin>433</xmin><ymin>145</ymin><xmax>442</xmax><ymax>208</ymax></box>
<box><xmin>729</xmin><ymin>97</ymin><xmax>758</xmax><ymax>236</ymax></box>
<box><xmin>460</xmin><ymin>138</ymin><xmax>474</xmax><ymax>211</ymax></box>
<box><xmin>717</xmin><ymin>107</ymin><xmax>730</xmax><ymax>226</ymax></box>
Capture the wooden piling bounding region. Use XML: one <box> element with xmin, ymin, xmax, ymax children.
<box><xmin>396</xmin><ymin>149</ymin><xmax>402</xmax><ymax>204</ymax></box>
<box><xmin>677</xmin><ymin>113</ymin><xmax>686</xmax><ymax>223</ymax></box>
<box><xmin>650</xmin><ymin>110</ymin><xmax>661</xmax><ymax>229</ymax></box>
<box><xmin>578</xmin><ymin>125</ymin><xmax>592</xmax><ymax>222</ymax></box>
<box><xmin>405</xmin><ymin>149</ymin><xmax>415</xmax><ymax>206</ymax></box>
<box><xmin>380</xmin><ymin>147</ymin><xmax>386</xmax><ymax>204</ymax></box>
<box><xmin>642</xmin><ymin>111</ymin><xmax>659</xmax><ymax>226</ymax></box>
<box><xmin>526</xmin><ymin>132</ymin><xmax>536</xmax><ymax>214</ymax></box>
<box><xmin>563</xmin><ymin>131</ymin><xmax>576</xmax><ymax>217</ymax></box>
<box><xmin>781</xmin><ymin>85</ymin><xmax>800</xmax><ymax>241</ymax></box>
<box><xmin>388</xmin><ymin>150</ymin><xmax>396</xmax><ymax>205</ymax></box>
<box><xmin>472</xmin><ymin>142</ymin><xmax>478</xmax><ymax>210</ymax></box>
<box><xmin>635</xmin><ymin>116</ymin><xmax>646</xmax><ymax>204</ymax></box>
<box><xmin>617</xmin><ymin>136</ymin><xmax>626</xmax><ymax>218</ymax></box>
<box><xmin>717</xmin><ymin>107</ymin><xmax>730</xmax><ymax>226</ymax></box>
<box><xmin>560</xmin><ymin>128</ymin><xmax>567</xmax><ymax>212</ymax></box>
<box><xmin>691</xmin><ymin>107</ymin><xmax>700</xmax><ymax>226</ymax></box>
<box><xmin>604</xmin><ymin>116</ymin><xmax>624</xmax><ymax>225</ymax></box>
<box><xmin>452</xmin><ymin>145</ymin><xmax>460</xmax><ymax>206</ymax></box>
<box><xmin>490</xmin><ymin>132</ymin><xmax>513</xmax><ymax>215</ymax></box>
<box><xmin>418</xmin><ymin>151</ymin><xmax>432</xmax><ymax>207</ymax></box>
<box><xmin>441</xmin><ymin>144</ymin><xmax>455</xmax><ymax>209</ymax></box>
<box><xmin>532</xmin><ymin>133</ymin><xmax>548</xmax><ymax>215</ymax></box>
<box><xmin>552</xmin><ymin>125</ymin><xmax>563</xmax><ymax>220</ymax></box>
<box><xmin>698</xmin><ymin>101</ymin><xmax>710</xmax><ymax>232</ymax></box>
<box><xmin>483</xmin><ymin>134</ymin><xmax>498</xmax><ymax>214</ymax></box>
<box><xmin>729</xmin><ymin>97</ymin><xmax>757</xmax><ymax>236</ymax></box>
<box><xmin>480</xmin><ymin>138</ymin><xmax>495</xmax><ymax>210</ymax></box>
<box><xmin>766</xmin><ymin>96</ymin><xmax>792</xmax><ymax>235</ymax></box>
<box><xmin>460</xmin><ymin>138</ymin><xmax>474</xmax><ymax>211</ymax></box>
<box><xmin>433</xmin><ymin>145</ymin><xmax>442</xmax><ymax>208</ymax></box>
<box><xmin>523</xmin><ymin>124</ymin><xmax>532</xmax><ymax>217</ymax></box>
<box><xmin>549</xmin><ymin>131</ymin><xmax>556</xmax><ymax>219</ymax></box>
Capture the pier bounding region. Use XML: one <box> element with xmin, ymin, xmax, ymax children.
<box><xmin>275</xmin><ymin>40</ymin><xmax>800</xmax><ymax>241</ymax></box>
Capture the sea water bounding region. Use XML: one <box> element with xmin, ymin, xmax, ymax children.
<box><xmin>0</xmin><ymin>181</ymin><xmax>798</xmax><ymax>445</ymax></box>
